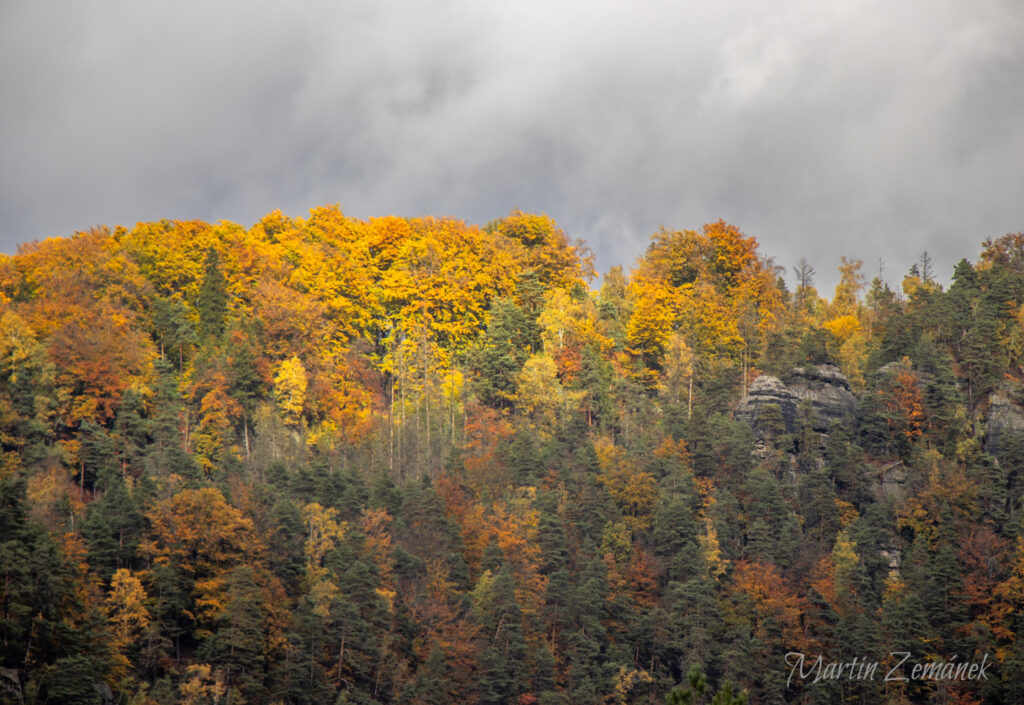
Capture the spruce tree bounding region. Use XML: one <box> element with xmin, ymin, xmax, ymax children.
<box><xmin>471</xmin><ymin>298</ymin><xmax>534</xmax><ymax>408</ymax></box>
<box><xmin>83</xmin><ymin>468</ymin><xmax>145</xmax><ymax>581</ymax></box>
<box><xmin>197</xmin><ymin>248</ymin><xmax>227</xmax><ymax>342</ymax></box>
<box><xmin>197</xmin><ymin>565</ymin><xmax>266</xmax><ymax>702</ymax></box>
<box><xmin>474</xmin><ymin>564</ymin><xmax>529</xmax><ymax>705</ymax></box>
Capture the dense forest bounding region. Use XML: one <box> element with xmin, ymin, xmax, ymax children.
<box><xmin>2</xmin><ymin>207</ymin><xmax>1024</xmax><ymax>704</ymax></box>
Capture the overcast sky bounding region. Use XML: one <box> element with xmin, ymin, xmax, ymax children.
<box><xmin>2</xmin><ymin>0</ymin><xmax>1022</xmax><ymax>293</ymax></box>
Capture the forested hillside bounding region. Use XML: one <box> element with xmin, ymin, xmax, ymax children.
<box><xmin>2</xmin><ymin>207</ymin><xmax>1024</xmax><ymax>704</ymax></box>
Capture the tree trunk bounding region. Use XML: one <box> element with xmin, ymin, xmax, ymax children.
<box><xmin>389</xmin><ymin>376</ymin><xmax>396</xmax><ymax>475</ymax></box>
<box><xmin>688</xmin><ymin>373</ymin><xmax>693</xmax><ymax>420</ymax></box>
<box><xmin>337</xmin><ymin>635</ymin><xmax>346</xmax><ymax>686</ymax></box>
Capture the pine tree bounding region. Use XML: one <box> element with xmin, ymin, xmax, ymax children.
<box><xmin>536</xmin><ymin>491</ymin><xmax>570</xmax><ymax>575</ymax></box>
<box><xmin>267</xmin><ymin>497</ymin><xmax>307</xmax><ymax>595</ymax></box>
<box><xmin>666</xmin><ymin>664</ymin><xmax>748</xmax><ymax>705</ymax></box>
<box><xmin>471</xmin><ymin>298</ymin><xmax>535</xmax><ymax>408</ymax></box>
<box><xmin>83</xmin><ymin>469</ymin><xmax>145</xmax><ymax>581</ymax></box>
<box><xmin>197</xmin><ymin>248</ymin><xmax>227</xmax><ymax>342</ymax></box>
<box><xmin>402</xmin><ymin>641</ymin><xmax>454</xmax><ymax>705</ymax></box>
<box><xmin>653</xmin><ymin>494</ymin><xmax>700</xmax><ymax>582</ymax></box>
<box><xmin>77</xmin><ymin>419</ymin><xmax>118</xmax><ymax>493</ymax></box>
<box><xmin>0</xmin><ymin>475</ymin><xmax>96</xmax><ymax>699</ymax></box>
<box><xmin>669</xmin><ymin>576</ymin><xmax>722</xmax><ymax>682</ymax></box>
<box><xmin>150</xmin><ymin>295</ymin><xmax>196</xmax><ymax>371</ymax></box>
<box><xmin>473</xmin><ymin>564</ymin><xmax>529</xmax><ymax>705</ymax></box>
<box><xmin>799</xmin><ymin>465</ymin><xmax>840</xmax><ymax>554</ymax></box>
<box><xmin>112</xmin><ymin>388</ymin><xmax>149</xmax><ymax>478</ymax></box>
<box><xmin>146</xmin><ymin>358</ymin><xmax>197</xmax><ymax>478</ymax></box>
<box><xmin>197</xmin><ymin>565</ymin><xmax>266</xmax><ymax>702</ymax></box>
<box><xmin>563</xmin><ymin>557</ymin><xmax>613</xmax><ymax>705</ymax></box>
<box><xmin>324</xmin><ymin>536</ymin><xmax>391</xmax><ymax>699</ymax></box>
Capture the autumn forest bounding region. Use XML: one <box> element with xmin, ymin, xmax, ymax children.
<box><xmin>4</xmin><ymin>207</ymin><xmax>1024</xmax><ymax>704</ymax></box>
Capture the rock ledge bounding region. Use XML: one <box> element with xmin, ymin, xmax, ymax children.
<box><xmin>735</xmin><ymin>363</ymin><xmax>857</xmax><ymax>439</ymax></box>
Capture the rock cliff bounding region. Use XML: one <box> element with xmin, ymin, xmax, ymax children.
<box><xmin>734</xmin><ymin>363</ymin><xmax>857</xmax><ymax>439</ymax></box>
<box><xmin>986</xmin><ymin>391</ymin><xmax>1024</xmax><ymax>457</ymax></box>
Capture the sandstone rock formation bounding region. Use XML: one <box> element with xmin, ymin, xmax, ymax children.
<box><xmin>734</xmin><ymin>363</ymin><xmax>857</xmax><ymax>439</ymax></box>
<box><xmin>787</xmin><ymin>364</ymin><xmax>858</xmax><ymax>432</ymax></box>
<box><xmin>986</xmin><ymin>391</ymin><xmax>1024</xmax><ymax>457</ymax></box>
<box><xmin>875</xmin><ymin>460</ymin><xmax>907</xmax><ymax>503</ymax></box>
<box><xmin>733</xmin><ymin>375</ymin><xmax>798</xmax><ymax>437</ymax></box>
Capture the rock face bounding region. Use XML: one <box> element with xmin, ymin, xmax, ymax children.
<box><xmin>787</xmin><ymin>364</ymin><xmax>858</xmax><ymax>432</ymax></box>
<box><xmin>875</xmin><ymin>460</ymin><xmax>907</xmax><ymax>503</ymax></box>
<box><xmin>986</xmin><ymin>392</ymin><xmax>1024</xmax><ymax>456</ymax></box>
<box><xmin>734</xmin><ymin>375</ymin><xmax>797</xmax><ymax>437</ymax></box>
<box><xmin>734</xmin><ymin>363</ymin><xmax>857</xmax><ymax>439</ymax></box>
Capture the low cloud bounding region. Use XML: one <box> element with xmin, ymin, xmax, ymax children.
<box><xmin>2</xmin><ymin>0</ymin><xmax>1022</xmax><ymax>292</ymax></box>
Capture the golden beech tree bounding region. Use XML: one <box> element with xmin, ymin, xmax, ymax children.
<box><xmin>142</xmin><ymin>487</ymin><xmax>261</xmax><ymax>566</ymax></box>
<box><xmin>485</xmin><ymin>209</ymin><xmax>595</xmax><ymax>289</ymax></box>
<box><xmin>704</xmin><ymin>219</ymin><xmax>758</xmax><ymax>288</ymax></box>
<box><xmin>302</xmin><ymin>502</ymin><xmax>348</xmax><ymax>573</ymax></box>
<box><xmin>303</xmin><ymin>352</ymin><xmax>376</xmax><ymax>448</ymax></box>
<box><xmin>360</xmin><ymin>507</ymin><xmax>395</xmax><ymax>586</ymax></box>
<box><xmin>595</xmin><ymin>436</ymin><xmax>657</xmax><ymax>531</ymax></box>
<box><xmin>141</xmin><ymin>487</ymin><xmax>263</xmax><ymax>628</ymax></box>
<box><xmin>459</xmin><ymin>402</ymin><xmax>514</xmax><ymax>501</ymax></box>
<box><xmin>831</xmin><ymin>257</ymin><xmax>866</xmax><ymax>317</ymax></box>
<box><xmin>380</xmin><ymin>220</ymin><xmax>478</xmax><ymax>347</ymax></box>
<box><xmin>994</xmin><ymin>537</ymin><xmax>1024</xmax><ymax>626</ymax></box>
<box><xmin>7</xmin><ymin>229</ymin><xmax>154</xmax><ymax>431</ymax></box>
<box><xmin>48</xmin><ymin>303</ymin><xmax>151</xmax><ymax>426</ymax></box>
<box><xmin>538</xmin><ymin>287</ymin><xmax>582</xmax><ymax>354</ymax></box>
<box><xmin>628</xmin><ymin>221</ymin><xmax>785</xmax><ymax>390</ymax></box>
<box><xmin>660</xmin><ymin>332</ymin><xmax>695</xmax><ymax>407</ymax></box>
<box><xmin>897</xmin><ymin>460</ymin><xmax>978</xmax><ymax>547</ymax></box>
<box><xmin>252</xmin><ymin>276</ymin><xmax>329</xmax><ymax>361</ymax></box>
<box><xmin>730</xmin><ymin>560</ymin><xmax>806</xmax><ymax>649</ymax></box>
<box><xmin>959</xmin><ymin>526</ymin><xmax>1013</xmax><ymax>646</ymax></box>
<box><xmin>178</xmin><ymin>664</ymin><xmax>226</xmax><ymax>705</ymax></box>
<box><xmin>273</xmin><ymin>356</ymin><xmax>308</xmax><ymax>427</ymax></box>
<box><xmin>117</xmin><ymin>220</ymin><xmax>220</xmax><ymax>299</ymax></box>
<box><xmin>191</xmin><ymin>368</ymin><xmax>243</xmax><ymax>473</ymax></box>
<box><xmin>300</xmin><ymin>501</ymin><xmax>349</xmax><ymax>617</ymax></box>
<box><xmin>884</xmin><ymin>363</ymin><xmax>927</xmax><ymax>444</ymax></box>
<box><xmin>675</xmin><ymin>279</ymin><xmax>746</xmax><ymax>357</ymax></box>
<box><xmin>515</xmin><ymin>354</ymin><xmax>562</xmax><ymax>429</ymax></box>
<box><xmin>9</xmin><ymin>228</ymin><xmax>116</xmax><ymax>320</ymax></box>
<box><xmin>699</xmin><ymin>516</ymin><xmax>730</xmax><ymax>580</ymax></box>
<box><xmin>537</xmin><ymin>286</ymin><xmax>613</xmax><ymax>359</ymax></box>
<box><xmin>285</xmin><ymin>205</ymin><xmax>380</xmax><ymax>340</ymax></box>
<box><xmin>515</xmin><ymin>354</ymin><xmax>584</xmax><ymax>433</ymax></box>
<box><xmin>625</xmin><ymin>286</ymin><xmax>675</xmax><ymax>389</ymax></box>
<box><xmin>105</xmin><ymin>568</ymin><xmax>151</xmax><ymax>653</ymax></box>
<box><xmin>819</xmin><ymin>257</ymin><xmax>869</xmax><ymax>388</ymax></box>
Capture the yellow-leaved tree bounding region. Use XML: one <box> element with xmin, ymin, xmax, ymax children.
<box><xmin>273</xmin><ymin>356</ymin><xmax>307</xmax><ymax>428</ymax></box>
<box><xmin>628</xmin><ymin>221</ymin><xmax>785</xmax><ymax>391</ymax></box>
<box><xmin>302</xmin><ymin>501</ymin><xmax>348</xmax><ymax>617</ymax></box>
<box><xmin>104</xmin><ymin>568</ymin><xmax>151</xmax><ymax>682</ymax></box>
<box><xmin>823</xmin><ymin>257</ymin><xmax>868</xmax><ymax>389</ymax></box>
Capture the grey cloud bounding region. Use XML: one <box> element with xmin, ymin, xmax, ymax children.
<box><xmin>2</xmin><ymin>0</ymin><xmax>1022</xmax><ymax>295</ymax></box>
